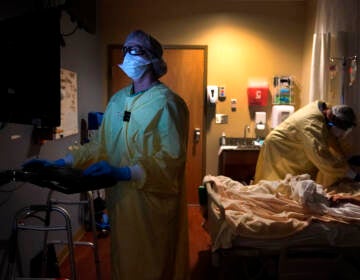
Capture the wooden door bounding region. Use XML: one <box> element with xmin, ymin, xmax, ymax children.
<box><xmin>108</xmin><ymin>45</ymin><xmax>207</xmax><ymax>204</ymax></box>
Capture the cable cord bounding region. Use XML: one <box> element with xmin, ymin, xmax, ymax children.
<box><xmin>61</xmin><ymin>24</ymin><xmax>79</xmax><ymax>37</ymax></box>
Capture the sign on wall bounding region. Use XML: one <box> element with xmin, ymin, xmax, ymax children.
<box><xmin>55</xmin><ymin>68</ymin><xmax>78</xmax><ymax>139</ymax></box>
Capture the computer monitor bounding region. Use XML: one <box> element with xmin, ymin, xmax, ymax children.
<box><xmin>0</xmin><ymin>8</ymin><xmax>61</xmax><ymax>128</ymax></box>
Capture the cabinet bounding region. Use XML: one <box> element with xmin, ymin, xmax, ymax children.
<box><xmin>218</xmin><ymin>149</ymin><xmax>260</xmax><ymax>184</ymax></box>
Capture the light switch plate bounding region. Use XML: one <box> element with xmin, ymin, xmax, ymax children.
<box><xmin>216</xmin><ymin>114</ymin><xmax>228</xmax><ymax>124</ymax></box>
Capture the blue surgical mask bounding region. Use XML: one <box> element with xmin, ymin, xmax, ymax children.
<box><xmin>119</xmin><ymin>54</ymin><xmax>151</xmax><ymax>80</ymax></box>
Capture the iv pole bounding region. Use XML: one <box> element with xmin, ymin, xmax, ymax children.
<box><xmin>329</xmin><ymin>55</ymin><xmax>357</xmax><ymax>104</ymax></box>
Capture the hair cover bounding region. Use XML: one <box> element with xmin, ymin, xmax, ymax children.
<box><xmin>331</xmin><ymin>104</ymin><xmax>357</xmax><ymax>128</ymax></box>
<box><xmin>125</xmin><ymin>30</ymin><xmax>167</xmax><ymax>78</ymax></box>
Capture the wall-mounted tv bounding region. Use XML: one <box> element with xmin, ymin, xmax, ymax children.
<box><xmin>0</xmin><ymin>8</ymin><xmax>61</xmax><ymax>128</ymax></box>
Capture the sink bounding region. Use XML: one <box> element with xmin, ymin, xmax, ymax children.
<box><xmin>231</xmin><ymin>138</ymin><xmax>261</xmax><ymax>150</ymax></box>
<box><xmin>218</xmin><ymin>138</ymin><xmax>262</xmax><ymax>154</ymax></box>
<box><xmin>236</xmin><ymin>144</ymin><xmax>260</xmax><ymax>150</ymax></box>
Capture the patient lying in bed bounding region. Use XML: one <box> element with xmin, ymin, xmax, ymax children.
<box><xmin>203</xmin><ymin>174</ymin><xmax>360</xmax><ymax>244</ymax></box>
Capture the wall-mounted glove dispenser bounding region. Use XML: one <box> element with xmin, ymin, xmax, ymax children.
<box><xmin>273</xmin><ymin>76</ymin><xmax>294</xmax><ymax>104</ymax></box>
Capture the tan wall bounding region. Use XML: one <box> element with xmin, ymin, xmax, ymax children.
<box><xmin>99</xmin><ymin>0</ymin><xmax>308</xmax><ymax>175</ymax></box>
<box><xmin>300</xmin><ymin>0</ymin><xmax>317</xmax><ymax>108</ymax></box>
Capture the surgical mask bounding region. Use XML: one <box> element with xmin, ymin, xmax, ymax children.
<box><xmin>119</xmin><ymin>54</ymin><xmax>151</xmax><ymax>80</ymax></box>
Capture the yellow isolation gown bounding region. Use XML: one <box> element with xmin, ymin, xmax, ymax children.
<box><xmin>254</xmin><ymin>101</ymin><xmax>352</xmax><ymax>187</ymax></box>
<box><xmin>70</xmin><ymin>83</ymin><xmax>190</xmax><ymax>280</ymax></box>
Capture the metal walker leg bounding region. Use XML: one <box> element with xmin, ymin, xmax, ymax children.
<box><xmin>48</xmin><ymin>190</ymin><xmax>101</xmax><ymax>280</ymax></box>
<box><xmin>8</xmin><ymin>204</ymin><xmax>77</xmax><ymax>280</ymax></box>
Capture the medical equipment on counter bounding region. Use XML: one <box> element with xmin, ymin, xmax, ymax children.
<box><xmin>271</xmin><ymin>105</ymin><xmax>294</xmax><ymax>128</ymax></box>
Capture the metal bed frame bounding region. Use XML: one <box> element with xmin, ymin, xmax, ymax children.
<box><xmin>204</xmin><ymin>180</ymin><xmax>360</xmax><ymax>280</ymax></box>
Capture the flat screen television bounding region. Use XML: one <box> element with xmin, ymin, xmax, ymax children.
<box><xmin>0</xmin><ymin>8</ymin><xmax>61</xmax><ymax>128</ymax></box>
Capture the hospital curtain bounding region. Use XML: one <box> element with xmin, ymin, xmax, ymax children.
<box><xmin>309</xmin><ymin>0</ymin><xmax>360</xmax><ymax>153</ymax></box>
<box><xmin>309</xmin><ymin>32</ymin><xmax>331</xmax><ymax>103</ymax></box>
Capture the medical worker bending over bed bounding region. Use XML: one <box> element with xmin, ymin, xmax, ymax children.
<box><xmin>24</xmin><ymin>30</ymin><xmax>190</xmax><ymax>280</ymax></box>
<box><xmin>254</xmin><ymin>100</ymin><xmax>360</xmax><ymax>187</ymax></box>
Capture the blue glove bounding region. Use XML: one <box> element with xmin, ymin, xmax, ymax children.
<box><xmin>22</xmin><ymin>158</ymin><xmax>66</xmax><ymax>170</ymax></box>
<box><xmin>348</xmin><ymin>155</ymin><xmax>360</xmax><ymax>166</ymax></box>
<box><xmin>83</xmin><ymin>160</ymin><xmax>131</xmax><ymax>181</ymax></box>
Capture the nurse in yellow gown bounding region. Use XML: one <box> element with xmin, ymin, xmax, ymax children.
<box><xmin>71</xmin><ymin>30</ymin><xmax>189</xmax><ymax>279</ymax></box>
<box><xmin>254</xmin><ymin>100</ymin><xmax>358</xmax><ymax>187</ymax></box>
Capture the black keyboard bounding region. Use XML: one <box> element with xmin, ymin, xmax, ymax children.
<box><xmin>0</xmin><ymin>166</ymin><xmax>117</xmax><ymax>194</ymax></box>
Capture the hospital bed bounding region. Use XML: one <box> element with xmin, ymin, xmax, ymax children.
<box><xmin>202</xmin><ymin>174</ymin><xmax>360</xmax><ymax>279</ymax></box>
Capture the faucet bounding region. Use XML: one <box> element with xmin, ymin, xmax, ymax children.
<box><xmin>243</xmin><ymin>125</ymin><xmax>250</xmax><ymax>145</ymax></box>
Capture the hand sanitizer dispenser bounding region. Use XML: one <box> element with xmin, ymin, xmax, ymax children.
<box><xmin>255</xmin><ymin>112</ymin><xmax>266</xmax><ymax>130</ymax></box>
<box><xmin>207</xmin><ymin>85</ymin><xmax>218</xmax><ymax>104</ymax></box>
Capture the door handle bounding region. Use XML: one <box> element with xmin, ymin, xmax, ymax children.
<box><xmin>194</xmin><ymin>128</ymin><xmax>201</xmax><ymax>143</ymax></box>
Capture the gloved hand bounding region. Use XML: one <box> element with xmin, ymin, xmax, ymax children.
<box><xmin>348</xmin><ymin>155</ymin><xmax>360</xmax><ymax>166</ymax></box>
<box><xmin>83</xmin><ymin>160</ymin><xmax>131</xmax><ymax>181</ymax></box>
<box><xmin>22</xmin><ymin>158</ymin><xmax>66</xmax><ymax>171</ymax></box>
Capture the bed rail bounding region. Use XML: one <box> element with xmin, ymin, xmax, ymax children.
<box><xmin>204</xmin><ymin>180</ymin><xmax>225</xmax><ymax>220</ymax></box>
<box><xmin>202</xmin><ymin>176</ymin><xmax>360</xmax><ymax>279</ymax></box>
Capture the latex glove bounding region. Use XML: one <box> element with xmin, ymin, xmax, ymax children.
<box><xmin>348</xmin><ymin>155</ymin><xmax>360</xmax><ymax>166</ymax></box>
<box><xmin>83</xmin><ymin>160</ymin><xmax>131</xmax><ymax>181</ymax></box>
<box><xmin>22</xmin><ymin>158</ymin><xmax>66</xmax><ymax>170</ymax></box>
